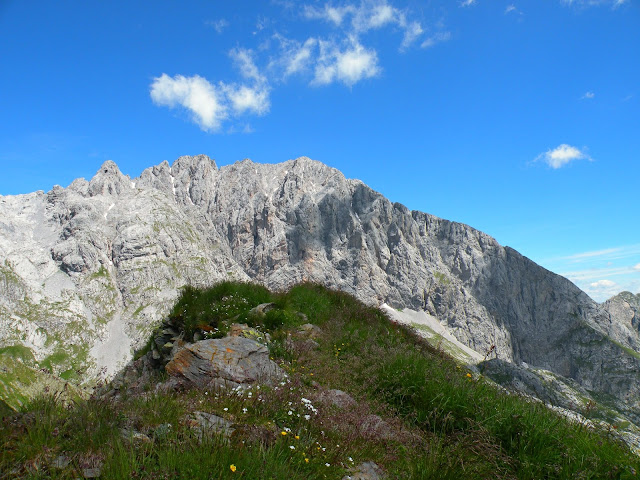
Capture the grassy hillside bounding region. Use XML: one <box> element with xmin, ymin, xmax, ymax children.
<box><xmin>1</xmin><ymin>282</ymin><xmax>638</xmax><ymax>479</ymax></box>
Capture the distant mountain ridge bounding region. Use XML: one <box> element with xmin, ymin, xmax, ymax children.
<box><xmin>0</xmin><ymin>154</ymin><xmax>638</xmax><ymax>427</ymax></box>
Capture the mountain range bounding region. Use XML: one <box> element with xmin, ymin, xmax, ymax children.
<box><xmin>0</xmin><ymin>154</ymin><xmax>638</xmax><ymax>441</ymax></box>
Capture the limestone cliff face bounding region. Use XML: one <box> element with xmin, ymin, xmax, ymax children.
<box><xmin>0</xmin><ymin>154</ymin><xmax>638</xmax><ymax>418</ymax></box>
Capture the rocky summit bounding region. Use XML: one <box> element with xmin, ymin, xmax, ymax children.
<box><xmin>0</xmin><ymin>155</ymin><xmax>638</xmax><ymax>432</ymax></box>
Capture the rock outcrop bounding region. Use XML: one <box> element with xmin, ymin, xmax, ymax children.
<box><xmin>165</xmin><ymin>336</ymin><xmax>285</xmax><ymax>389</ymax></box>
<box><xmin>0</xmin><ymin>154</ymin><xmax>638</xmax><ymax>425</ymax></box>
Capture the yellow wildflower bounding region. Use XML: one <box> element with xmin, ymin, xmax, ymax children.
<box><xmin>281</xmin><ymin>431</ymin><xmax>288</xmax><ymax>436</ymax></box>
<box><xmin>230</xmin><ymin>464</ymin><xmax>237</xmax><ymax>472</ymax></box>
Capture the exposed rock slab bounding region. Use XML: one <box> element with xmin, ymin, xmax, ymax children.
<box><xmin>165</xmin><ymin>336</ymin><xmax>284</xmax><ymax>388</ymax></box>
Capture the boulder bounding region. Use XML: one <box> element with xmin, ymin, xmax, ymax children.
<box><xmin>294</xmin><ymin>323</ymin><xmax>323</xmax><ymax>340</ymax></box>
<box><xmin>185</xmin><ymin>411</ymin><xmax>235</xmax><ymax>440</ymax></box>
<box><xmin>342</xmin><ymin>461</ymin><xmax>385</xmax><ymax>480</ymax></box>
<box><xmin>318</xmin><ymin>389</ymin><xmax>357</xmax><ymax>409</ymax></box>
<box><xmin>165</xmin><ymin>336</ymin><xmax>285</xmax><ymax>388</ymax></box>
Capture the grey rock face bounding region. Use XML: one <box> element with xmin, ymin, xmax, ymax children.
<box><xmin>0</xmin><ymin>154</ymin><xmax>638</xmax><ymax>424</ymax></box>
<box><xmin>165</xmin><ymin>336</ymin><xmax>285</xmax><ymax>388</ymax></box>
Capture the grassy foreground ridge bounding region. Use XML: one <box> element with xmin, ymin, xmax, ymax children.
<box><xmin>1</xmin><ymin>282</ymin><xmax>639</xmax><ymax>479</ymax></box>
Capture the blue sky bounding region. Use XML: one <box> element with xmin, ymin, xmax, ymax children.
<box><xmin>0</xmin><ymin>0</ymin><xmax>638</xmax><ymax>301</ymax></box>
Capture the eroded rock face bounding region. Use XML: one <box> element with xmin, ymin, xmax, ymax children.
<box><xmin>0</xmin><ymin>154</ymin><xmax>638</xmax><ymax>421</ymax></box>
<box><xmin>165</xmin><ymin>336</ymin><xmax>285</xmax><ymax>388</ymax></box>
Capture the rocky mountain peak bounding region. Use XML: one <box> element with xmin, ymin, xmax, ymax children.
<box><xmin>87</xmin><ymin>160</ymin><xmax>133</xmax><ymax>197</ymax></box>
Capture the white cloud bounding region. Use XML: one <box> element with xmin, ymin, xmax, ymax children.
<box><xmin>150</xmin><ymin>74</ymin><xmax>228</xmax><ymax>132</ymax></box>
<box><xmin>271</xmin><ymin>35</ymin><xmax>318</xmax><ymax>77</ymax></box>
<box><xmin>421</xmin><ymin>31</ymin><xmax>452</xmax><ymax>49</ymax></box>
<box><xmin>226</xmin><ymin>48</ymin><xmax>271</xmax><ymax>114</ymax></box>
<box><xmin>352</xmin><ymin>3</ymin><xmax>397</xmax><ymax>31</ymax></box>
<box><xmin>205</xmin><ymin>19</ymin><xmax>229</xmax><ymax>34</ymax></box>
<box><xmin>562</xmin><ymin>247</ymin><xmax>621</xmax><ymax>262</ymax></box>
<box><xmin>505</xmin><ymin>5</ymin><xmax>517</xmax><ymax>13</ymax></box>
<box><xmin>584</xmin><ymin>279</ymin><xmax>623</xmax><ymax>302</ymax></box>
<box><xmin>460</xmin><ymin>0</ymin><xmax>477</xmax><ymax>6</ymax></box>
<box><xmin>224</xmin><ymin>84</ymin><xmax>270</xmax><ymax>115</ymax></box>
<box><xmin>313</xmin><ymin>38</ymin><xmax>380</xmax><ymax>86</ymax></box>
<box><xmin>535</xmin><ymin>144</ymin><xmax>591</xmax><ymax>169</ymax></box>
<box><xmin>303</xmin><ymin>1</ymin><xmax>426</xmax><ymax>50</ymax></box>
<box><xmin>562</xmin><ymin>0</ymin><xmax>628</xmax><ymax>7</ymax></box>
<box><xmin>634</xmin><ymin>263</ymin><xmax>640</xmax><ymax>271</ymax></box>
<box><xmin>230</xmin><ymin>48</ymin><xmax>267</xmax><ymax>84</ymax></box>
<box><xmin>303</xmin><ymin>4</ymin><xmax>355</xmax><ymax>25</ymax></box>
<box><xmin>581</xmin><ymin>91</ymin><xmax>595</xmax><ymax>99</ymax></box>
<box><xmin>151</xmin><ymin>50</ymin><xmax>270</xmax><ymax>131</ymax></box>
<box><xmin>401</xmin><ymin>21</ymin><xmax>424</xmax><ymax>50</ymax></box>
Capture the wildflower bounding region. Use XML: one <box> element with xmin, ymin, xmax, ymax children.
<box><xmin>288</xmin><ymin>410</ymin><xmax>293</xmax><ymax>415</ymax></box>
<box><xmin>230</xmin><ymin>464</ymin><xmax>237</xmax><ymax>472</ymax></box>
<box><xmin>304</xmin><ymin>415</ymin><xmax>311</xmax><ymax>420</ymax></box>
<box><xmin>281</xmin><ymin>431</ymin><xmax>288</xmax><ymax>436</ymax></box>
<box><xmin>325</xmin><ymin>463</ymin><xmax>330</xmax><ymax>467</ymax></box>
<box><xmin>224</xmin><ymin>407</ymin><xmax>229</xmax><ymax>411</ymax></box>
<box><xmin>242</xmin><ymin>408</ymin><xmax>248</xmax><ymax>413</ymax></box>
<box><xmin>348</xmin><ymin>457</ymin><xmax>353</xmax><ymax>462</ymax></box>
<box><xmin>466</xmin><ymin>373</ymin><xmax>472</xmax><ymax>378</ymax></box>
<box><xmin>305</xmin><ymin>458</ymin><xmax>309</xmax><ymax>463</ymax></box>
<box><xmin>295</xmin><ymin>435</ymin><xmax>300</xmax><ymax>440</ymax></box>
<box><xmin>290</xmin><ymin>445</ymin><xmax>295</xmax><ymax>450</ymax></box>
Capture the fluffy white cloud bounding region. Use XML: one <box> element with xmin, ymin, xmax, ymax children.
<box><xmin>224</xmin><ymin>84</ymin><xmax>270</xmax><ymax>115</ymax></box>
<box><xmin>535</xmin><ymin>144</ymin><xmax>591</xmax><ymax>169</ymax></box>
<box><xmin>151</xmin><ymin>49</ymin><xmax>270</xmax><ymax>132</ymax></box>
<box><xmin>421</xmin><ymin>31</ymin><xmax>452</xmax><ymax>49</ymax></box>
<box><xmin>150</xmin><ymin>74</ymin><xmax>228</xmax><ymax>132</ymax></box>
<box><xmin>634</xmin><ymin>263</ymin><xmax>640</xmax><ymax>271</ymax></box>
<box><xmin>590</xmin><ymin>279</ymin><xmax>616</xmax><ymax>288</ymax></box>
<box><xmin>313</xmin><ymin>38</ymin><xmax>380</xmax><ymax>86</ymax></box>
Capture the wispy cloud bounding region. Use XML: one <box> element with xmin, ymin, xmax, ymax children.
<box><xmin>460</xmin><ymin>0</ymin><xmax>477</xmax><ymax>6</ymax></box>
<box><xmin>561</xmin><ymin>0</ymin><xmax>628</xmax><ymax>8</ymax></box>
<box><xmin>205</xmin><ymin>19</ymin><xmax>229</xmax><ymax>34</ymax></box>
<box><xmin>421</xmin><ymin>31</ymin><xmax>452</xmax><ymax>49</ymax></box>
<box><xmin>534</xmin><ymin>144</ymin><xmax>592</xmax><ymax>169</ymax></box>
<box><xmin>270</xmin><ymin>35</ymin><xmax>318</xmax><ymax>78</ymax></box>
<box><xmin>302</xmin><ymin>1</ymin><xmax>428</xmax><ymax>50</ymax></box>
<box><xmin>581</xmin><ymin>91</ymin><xmax>595</xmax><ymax>99</ymax></box>
<box><xmin>541</xmin><ymin>243</ymin><xmax>640</xmax><ymax>302</ymax></box>
<box><xmin>554</xmin><ymin>244</ymin><xmax>640</xmax><ymax>264</ymax></box>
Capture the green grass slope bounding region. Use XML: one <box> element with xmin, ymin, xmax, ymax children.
<box><xmin>1</xmin><ymin>282</ymin><xmax>638</xmax><ymax>479</ymax></box>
